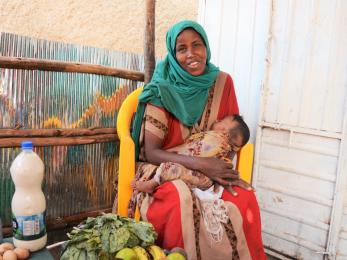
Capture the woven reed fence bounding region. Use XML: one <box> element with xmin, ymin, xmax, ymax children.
<box><xmin>0</xmin><ymin>32</ymin><xmax>146</xmax><ymax>236</ymax></box>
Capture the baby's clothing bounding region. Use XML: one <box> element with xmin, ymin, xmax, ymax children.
<box><xmin>150</xmin><ymin>130</ymin><xmax>236</xmax><ymax>190</ymax></box>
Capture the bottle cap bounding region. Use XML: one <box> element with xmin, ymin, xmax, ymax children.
<box><xmin>21</xmin><ymin>141</ymin><xmax>33</xmax><ymax>150</ymax></box>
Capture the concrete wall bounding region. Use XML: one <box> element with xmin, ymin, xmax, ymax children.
<box><xmin>0</xmin><ymin>0</ymin><xmax>198</xmax><ymax>57</ymax></box>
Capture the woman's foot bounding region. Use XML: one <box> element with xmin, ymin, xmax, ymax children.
<box><xmin>131</xmin><ymin>179</ymin><xmax>158</xmax><ymax>193</ymax></box>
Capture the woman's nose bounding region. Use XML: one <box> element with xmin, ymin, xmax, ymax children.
<box><xmin>186</xmin><ymin>48</ymin><xmax>194</xmax><ymax>57</ymax></box>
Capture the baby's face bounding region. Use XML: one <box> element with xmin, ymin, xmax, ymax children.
<box><xmin>212</xmin><ymin>117</ymin><xmax>243</xmax><ymax>152</ymax></box>
<box><xmin>229</xmin><ymin>132</ymin><xmax>243</xmax><ymax>152</ymax></box>
<box><xmin>211</xmin><ymin>117</ymin><xmax>237</xmax><ymax>132</ymax></box>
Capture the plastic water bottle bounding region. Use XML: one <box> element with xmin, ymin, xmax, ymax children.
<box><xmin>10</xmin><ymin>141</ymin><xmax>47</xmax><ymax>251</ymax></box>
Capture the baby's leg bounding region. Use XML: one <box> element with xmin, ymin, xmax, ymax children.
<box><xmin>158</xmin><ymin>162</ymin><xmax>213</xmax><ymax>189</ymax></box>
<box><xmin>158</xmin><ymin>162</ymin><xmax>185</xmax><ymax>182</ymax></box>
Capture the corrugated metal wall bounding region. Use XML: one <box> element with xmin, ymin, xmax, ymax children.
<box><xmin>0</xmin><ymin>32</ymin><xmax>144</xmax><ymax>227</ymax></box>
<box><xmin>199</xmin><ymin>0</ymin><xmax>347</xmax><ymax>259</ymax></box>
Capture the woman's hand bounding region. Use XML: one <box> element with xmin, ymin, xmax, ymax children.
<box><xmin>196</xmin><ymin>157</ymin><xmax>239</xmax><ymax>186</ymax></box>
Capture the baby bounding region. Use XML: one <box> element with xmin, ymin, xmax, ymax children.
<box><xmin>132</xmin><ymin>114</ymin><xmax>250</xmax><ymax>194</ymax></box>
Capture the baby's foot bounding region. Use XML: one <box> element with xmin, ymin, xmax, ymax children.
<box><xmin>132</xmin><ymin>180</ymin><xmax>157</xmax><ymax>193</ymax></box>
<box><xmin>213</xmin><ymin>184</ymin><xmax>221</xmax><ymax>193</ymax></box>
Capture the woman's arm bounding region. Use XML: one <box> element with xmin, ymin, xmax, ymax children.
<box><xmin>144</xmin><ymin>130</ymin><xmax>239</xmax><ymax>186</ymax></box>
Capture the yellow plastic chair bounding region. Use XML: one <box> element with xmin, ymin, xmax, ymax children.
<box><xmin>116</xmin><ymin>87</ymin><xmax>254</xmax><ymax>218</ymax></box>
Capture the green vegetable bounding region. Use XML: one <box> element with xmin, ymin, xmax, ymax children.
<box><xmin>60</xmin><ymin>213</ymin><xmax>157</xmax><ymax>260</ymax></box>
<box><xmin>109</xmin><ymin>227</ymin><xmax>130</xmax><ymax>253</ymax></box>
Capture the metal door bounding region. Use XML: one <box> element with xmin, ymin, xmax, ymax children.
<box><xmin>199</xmin><ymin>0</ymin><xmax>347</xmax><ymax>259</ymax></box>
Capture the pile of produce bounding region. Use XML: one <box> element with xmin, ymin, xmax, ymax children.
<box><xmin>115</xmin><ymin>245</ymin><xmax>186</xmax><ymax>260</ymax></box>
<box><xmin>60</xmin><ymin>213</ymin><xmax>186</xmax><ymax>260</ymax></box>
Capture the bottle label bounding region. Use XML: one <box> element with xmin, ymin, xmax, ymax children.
<box><xmin>12</xmin><ymin>211</ymin><xmax>46</xmax><ymax>241</ymax></box>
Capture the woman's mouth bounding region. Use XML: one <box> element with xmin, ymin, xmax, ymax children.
<box><xmin>183</xmin><ymin>59</ymin><xmax>206</xmax><ymax>75</ymax></box>
<box><xmin>187</xmin><ymin>61</ymin><xmax>200</xmax><ymax>68</ymax></box>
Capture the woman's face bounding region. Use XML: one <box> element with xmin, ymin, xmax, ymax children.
<box><xmin>175</xmin><ymin>29</ymin><xmax>207</xmax><ymax>76</ymax></box>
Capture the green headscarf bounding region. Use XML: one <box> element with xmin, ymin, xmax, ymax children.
<box><xmin>132</xmin><ymin>20</ymin><xmax>220</xmax><ymax>159</ymax></box>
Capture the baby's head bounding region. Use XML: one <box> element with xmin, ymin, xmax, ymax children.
<box><xmin>211</xmin><ymin>115</ymin><xmax>250</xmax><ymax>151</ymax></box>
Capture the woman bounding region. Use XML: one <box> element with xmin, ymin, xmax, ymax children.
<box><xmin>130</xmin><ymin>20</ymin><xmax>266</xmax><ymax>260</ymax></box>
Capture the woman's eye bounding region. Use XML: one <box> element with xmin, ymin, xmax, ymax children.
<box><xmin>193</xmin><ymin>42</ymin><xmax>204</xmax><ymax>48</ymax></box>
<box><xmin>177</xmin><ymin>47</ymin><xmax>186</xmax><ymax>53</ymax></box>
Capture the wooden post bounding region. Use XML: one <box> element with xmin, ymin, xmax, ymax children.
<box><xmin>144</xmin><ymin>0</ymin><xmax>156</xmax><ymax>84</ymax></box>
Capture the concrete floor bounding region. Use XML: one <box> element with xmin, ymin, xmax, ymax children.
<box><xmin>48</xmin><ymin>246</ymin><xmax>60</xmax><ymax>260</ymax></box>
